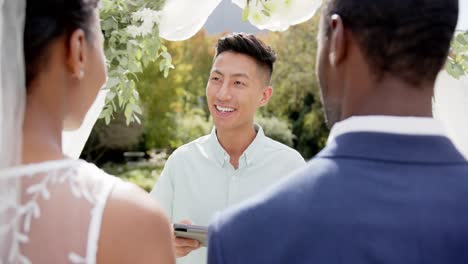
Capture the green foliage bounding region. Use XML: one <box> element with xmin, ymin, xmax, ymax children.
<box><xmin>255</xmin><ymin>115</ymin><xmax>295</xmax><ymax>147</ymax></box>
<box><xmin>80</xmin><ymin>112</ymin><xmax>144</xmax><ymax>164</ymax></box>
<box><xmin>170</xmin><ymin>111</ymin><xmax>212</xmax><ymax>148</ymax></box>
<box><xmin>99</xmin><ymin>0</ymin><xmax>173</xmax><ymax>125</ymax></box>
<box><xmin>292</xmin><ymin>101</ymin><xmax>328</xmax><ymax>158</ymax></box>
<box><xmin>262</xmin><ymin>15</ymin><xmax>329</xmax><ymax>159</ymax></box>
<box><xmin>243</xmin><ymin>0</ymin><xmax>285</xmax><ymax>21</ymax></box>
<box><xmin>102</xmin><ymin>162</ymin><xmax>163</xmax><ymax>192</ymax></box>
<box><xmin>138</xmin><ymin>31</ymin><xmax>215</xmax><ymax>150</ymax></box>
<box><xmin>446</xmin><ymin>32</ymin><xmax>468</xmax><ymax>79</ymax></box>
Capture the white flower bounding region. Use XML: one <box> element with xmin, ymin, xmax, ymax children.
<box><xmin>232</xmin><ymin>0</ymin><xmax>323</xmax><ymax>31</ymax></box>
<box><xmin>126</xmin><ymin>8</ymin><xmax>161</xmax><ymax>38</ymax></box>
<box><xmin>158</xmin><ymin>0</ymin><xmax>222</xmax><ymax>41</ymax></box>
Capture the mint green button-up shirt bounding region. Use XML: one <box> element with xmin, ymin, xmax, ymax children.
<box><xmin>150</xmin><ymin>125</ymin><xmax>305</xmax><ymax>264</ymax></box>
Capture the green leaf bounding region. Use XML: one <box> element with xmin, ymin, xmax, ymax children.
<box><xmin>261</xmin><ymin>9</ymin><xmax>271</xmax><ymax>17</ymax></box>
<box><xmin>101</xmin><ymin>18</ymin><xmax>116</xmax><ymax>31</ymax></box>
<box><xmin>242</xmin><ymin>6</ymin><xmax>250</xmax><ymax>21</ymax></box>
<box><xmin>445</xmin><ymin>60</ymin><xmax>465</xmax><ymax>79</ymax></box>
<box><xmin>133</xmin><ymin>113</ymin><xmax>141</xmax><ymax>124</ymax></box>
<box><xmin>106</xmin><ymin>77</ymin><xmax>119</xmax><ymax>89</ymax></box>
<box><xmin>124</xmin><ymin>104</ymin><xmax>133</xmax><ymax>121</ymax></box>
<box><xmin>106</xmin><ymin>91</ymin><xmax>117</xmax><ymax>101</ymax></box>
<box><xmin>456</xmin><ymin>33</ymin><xmax>468</xmax><ymax>45</ymax></box>
<box><xmin>132</xmin><ymin>104</ymin><xmax>143</xmax><ymax>115</ymax></box>
<box><xmin>161</xmin><ymin>51</ymin><xmax>172</xmax><ymax>61</ymax></box>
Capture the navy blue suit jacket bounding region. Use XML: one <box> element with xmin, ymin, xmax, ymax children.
<box><xmin>208</xmin><ymin>132</ymin><xmax>468</xmax><ymax>264</ymax></box>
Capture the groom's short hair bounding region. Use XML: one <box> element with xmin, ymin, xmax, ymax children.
<box><xmin>215</xmin><ymin>33</ymin><xmax>276</xmax><ymax>85</ymax></box>
<box><xmin>322</xmin><ymin>0</ymin><xmax>459</xmax><ymax>86</ymax></box>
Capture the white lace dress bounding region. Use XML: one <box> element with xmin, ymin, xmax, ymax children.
<box><xmin>0</xmin><ymin>159</ymin><xmax>119</xmax><ymax>264</ymax></box>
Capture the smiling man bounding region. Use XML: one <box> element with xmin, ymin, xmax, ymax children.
<box><xmin>150</xmin><ymin>32</ymin><xmax>305</xmax><ymax>264</ymax></box>
<box><xmin>208</xmin><ymin>1</ymin><xmax>468</xmax><ymax>264</ymax></box>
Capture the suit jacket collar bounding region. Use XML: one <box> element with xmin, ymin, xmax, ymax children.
<box><xmin>318</xmin><ymin>132</ymin><xmax>467</xmax><ymax>164</ymax></box>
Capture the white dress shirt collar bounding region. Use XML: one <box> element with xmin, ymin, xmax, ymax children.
<box><xmin>208</xmin><ymin>124</ymin><xmax>266</xmax><ymax>168</ymax></box>
<box><xmin>328</xmin><ymin>116</ymin><xmax>447</xmax><ymax>144</ymax></box>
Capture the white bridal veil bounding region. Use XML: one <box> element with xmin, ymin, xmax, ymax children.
<box><xmin>0</xmin><ymin>0</ymin><xmax>26</xmax><ymax>261</ymax></box>
<box><xmin>0</xmin><ymin>0</ymin><xmax>25</xmax><ymax>168</ymax></box>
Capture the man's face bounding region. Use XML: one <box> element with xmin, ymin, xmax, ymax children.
<box><xmin>206</xmin><ymin>51</ymin><xmax>272</xmax><ymax>132</ymax></box>
<box><xmin>316</xmin><ymin>16</ymin><xmax>343</xmax><ymax>128</ymax></box>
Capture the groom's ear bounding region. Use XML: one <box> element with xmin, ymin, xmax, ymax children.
<box><xmin>259</xmin><ymin>86</ymin><xmax>273</xmax><ymax>107</ymax></box>
<box><xmin>66</xmin><ymin>29</ymin><xmax>87</xmax><ymax>80</ymax></box>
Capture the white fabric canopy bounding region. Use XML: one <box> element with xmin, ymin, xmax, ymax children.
<box><xmin>232</xmin><ymin>0</ymin><xmax>322</xmax><ymax>31</ymax></box>
<box><xmin>158</xmin><ymin>0</ymin><xmax>222</xmax><ymax>41</ymax></box>
<box><xmin>434</xmin><ymin>72</ymin><xmax>468</xmax><ymax>158</ymax></box>
<box><xmin>62</xmin><ymin>90</ymin><xmax>108</xmax><ymax>158</ymax></box>
<box><xmin>158</xmin><ymin>0</ymin><xmax>323</xmax><ymax>41</ymax></box>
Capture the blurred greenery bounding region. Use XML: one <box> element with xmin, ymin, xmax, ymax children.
<box><xmin>255</xmin><ymin>115</ymin><xmax>295</xmax><ymax>147</ymax></box>
<box><xmin>138</xmin><ymin>31</ymin><xmax>215</xmax><ymax>150</ymax></box>
<box><xmin>446</xmin><ymin>31</ymin><xmax>468</xmax><ymax>79</ymax></box>
<box><xmin>262</xmin><ymin>14</ymin><xmax>329</xmax><ymax>157</ymax></box>
<box><xmin>103</xmin><ymin>162</ymin><xmax>162</xmax><ymax>192</ymax></box>
<box><xmin>101</xmin><ymin>150</ymin><xmax>169</xmax><ymax>192</ymax></box>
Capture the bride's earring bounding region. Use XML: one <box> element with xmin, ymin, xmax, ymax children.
<box><xmin>78</xmin><ymin>68</ymin><xmax>85</xmax><ymax>79</ymax></box>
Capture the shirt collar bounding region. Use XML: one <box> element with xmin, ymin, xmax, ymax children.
<box><xmin>209</xmin><ymin>124</ymin><xmax>266</xmax><ymax>167</ymax></box>
<box><xmin>327</xmin><ymin>115</ymin><xmax>447</xmax><ymax>145</ymax></box>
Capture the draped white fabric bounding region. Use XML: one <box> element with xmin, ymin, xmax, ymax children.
<box><xmin>0</xmin><ymin>0</ymin><xmax>25</xmax><ymax>168</ymax></box>
<box><xmin>0</xmin><ymin>0</ymin><xmax>26</xmax><ymax>262</ymax></box>
<box><xmin>232</xmin><ymin>0</ymin><xmax>322</xmax><ymax>31</ymax></box>
<box><xmin>158</xmin><ymin>0</ymin><xmax>323</xmax><ymax>41</ymax></box>
<box><xmin>434</xmin><ymin>72</ymin><xmax>468</xmax><ymax>158</ymax></box>
<box><xmin>158</xmin><ymin>0</ymin><xmax>222</xmax><ymax>41</ymax></box>
<box><xmin>62</xmin><ymin>90</ymin><xmax>108</xmax><ymax>159</ymax></box>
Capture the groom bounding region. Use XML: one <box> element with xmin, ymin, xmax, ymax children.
<box><xmin>208</xmin><ymin>0</ymin><xmax>468</xmax><ymax>263</ymax></box>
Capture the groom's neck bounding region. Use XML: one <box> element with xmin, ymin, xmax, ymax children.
<box><xmin>343</xmin><ymin>76</ymin><xmax>435</xmax><ymax>119</ymax></box>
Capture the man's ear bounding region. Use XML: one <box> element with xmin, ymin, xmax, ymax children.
<box><xmin>259</xmin><ymin>86</ymin><xmax>273</xmax><ymax>107</ymax></box>
<box><xmin>328</xmin><ymin>14</ymin><xmax>346</xmax><ymax>67</ymax></box>
<box><xmin>67</xmin><ymin>29</ymin><xmax>87</xmax><ymax>80</ymax></box>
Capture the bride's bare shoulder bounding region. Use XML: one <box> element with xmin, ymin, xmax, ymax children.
<box><xmin>97</xmin><ymin>180</ymin><xmax>175</xmax><ymax>264</ymax></box>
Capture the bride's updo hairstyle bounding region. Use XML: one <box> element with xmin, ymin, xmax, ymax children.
<box><xmin>24</xmin><ymin>0</ymin><xmax>100</xmax><ymax>87</ymax></box>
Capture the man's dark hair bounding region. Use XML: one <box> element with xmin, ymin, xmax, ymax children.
<box><xmin>322</xmin><ymin>0</ymin><xmax>459</xmax><ymax>86</ymax></box>
<box><xmin>215</xmin><ymin>32</ymin><xmax>276</xmax><ymax>85</ymax></box>
<box><xmin>24</xmin><ymin>0</ymin><xmax>100</xmax><ymax>87</ymax></box>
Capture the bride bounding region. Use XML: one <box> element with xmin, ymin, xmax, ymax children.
<box><xmin>0</xmin><ymin>0</ymin><xmax>175</xmax><ymax>263</ymax></box>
